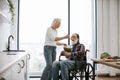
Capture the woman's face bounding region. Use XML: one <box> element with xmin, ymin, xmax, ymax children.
<box><xmin>55</xmin><ymin>22</ymin><xmax>60</xmax><ymax>29</ymax></box>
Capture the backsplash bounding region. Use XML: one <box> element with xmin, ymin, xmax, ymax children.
<box><xmin>0</xmin><ymin>0</ymin><xmax>18</xmax><ymax>52</ymax></box>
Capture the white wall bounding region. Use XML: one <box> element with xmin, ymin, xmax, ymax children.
<box><xmin>97</xmin><ymin>0</ymin><xmax>120</xmax><ymax>76</ymax></box>
<box><xmin>0</xmin><ymin>23</ymin><xmax>10</xmax><ymax>51</ymax></box>
<box><xmin>0</xmin><ymin>0</ymin><xmax>18</xmax><ymax>51</ymax></box>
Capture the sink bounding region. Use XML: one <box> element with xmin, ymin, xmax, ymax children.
<box><xmin>3</xmin><ymin>50</ymin><xmax>25</xmax><ymax>52</ymax></box>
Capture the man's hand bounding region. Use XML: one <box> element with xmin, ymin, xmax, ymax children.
<box><xmin>63</xmin><ymin>43</ymin><xmax>67</xmax><ymax>47</ymax></box>
<box><xmin>64</xmin><ymin>52</ymin><xmax>71</xmax><ymax>58</ymax></box>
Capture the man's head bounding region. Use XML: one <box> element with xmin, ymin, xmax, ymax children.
<box><xmin>71</xmin><ymin>33</ymin><xmax>79</xmax><ymax>45</ymax></box>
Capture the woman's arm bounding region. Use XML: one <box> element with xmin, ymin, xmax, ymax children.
<box><xmin>55</xmin><ymin>34</ymin><xmax>70</xmax><ymax>41</ymax></box>
<box><xmin>56</xmin><ymin>42</ymin><xmax>67</xmax><ymax>46</ymax></box>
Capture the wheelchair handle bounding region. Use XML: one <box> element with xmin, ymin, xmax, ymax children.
<box><xmin>60</xmin><ymin>51</ymin><xmax>65</xmax><ymax>56</ymax></box>
<box><xmin>86</xmin><ymin>49</ymin><xmax>90</xmax><ymax>52</ymax></box>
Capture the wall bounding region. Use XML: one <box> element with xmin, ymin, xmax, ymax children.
<box><xmin>97</xmin><ymin>0</ymin><xmax>120</xmax><ymax>76</ymax></box>
<box><xmin>0</xmin><ymin>0</ymin><xmax>18</xmax><ymax>51</ymax></box>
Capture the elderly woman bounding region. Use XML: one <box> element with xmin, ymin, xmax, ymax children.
<box><xmin>41</xmin><ymin>18</ymin><xmax>69</xmax><ymax>80</ymax></box>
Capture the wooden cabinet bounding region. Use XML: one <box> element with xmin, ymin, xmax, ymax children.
<box><xmin>0</xmin><ymin>54</ymin><xmax>29</xmax><ymax>80</ymax></box>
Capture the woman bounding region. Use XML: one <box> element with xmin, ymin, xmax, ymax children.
<box><xmin>41</xmin><ymin>18</ymin><xmax>69</xmax><ymax>80</ymax></box>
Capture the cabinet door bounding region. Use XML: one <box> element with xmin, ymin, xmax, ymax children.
<box><xmin>11</xmin><ymin>56</ymin><xmax>27</xmax><ymax>80</ymax></box>
<box><xmin>0</xmin><ymin>0</ymin><xmax>9</xmax><ymax>23</ymax></box>
<box><xmin>26</xmin><ymin>54</ymin><xmax>30</xmax><ymax>80</ymax></box>
<box><xmin>0</xmin><ymin>0</ymin><xmax>9</xmax><ymax>10</ymax></box>
<box><xmin>19</xmin><ymin>56</ymin><xmax>27</xmax><ymax>80</ymax></box>
<box><xmin>11</xmin><ymin>61</ymin><xmax>21</xmax><ymax>80</ymax></box>
<box><xmin>0</xmin><ymin>67</ymin><xmax>12</xmax><ymax>80</ymax></box>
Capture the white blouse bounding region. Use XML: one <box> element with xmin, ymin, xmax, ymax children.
<box><xmin>44</xmin><ymin>27</ymin><xmax>57</xmax><ymax>46</ymax></box>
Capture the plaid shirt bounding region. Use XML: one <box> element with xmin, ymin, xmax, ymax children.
<box><xmin>69</xmin><ymin>42</ymin><xmax>85</xmax><ymax>61</ymax></box>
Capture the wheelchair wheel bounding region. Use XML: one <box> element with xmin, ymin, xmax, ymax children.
<box><xmin>83</xmin><ymin>63</ymin><xmax>95</xmax><ymax>80</ymax></box>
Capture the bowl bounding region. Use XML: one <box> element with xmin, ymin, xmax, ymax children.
<box><xmin>63</xmin><ymin>46</ymin><xmax>71</xmax><ymax>52</ymax></box>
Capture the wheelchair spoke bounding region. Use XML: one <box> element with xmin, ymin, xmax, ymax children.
<box><xmin>89</xmin><ymin>70</ymin><xmax>93</xmax><ymax>74</ymax></box>
<box><xmin>83</xmin><ymin>63</ymin><xmax>95</xmax><ymax>80</ymax></box>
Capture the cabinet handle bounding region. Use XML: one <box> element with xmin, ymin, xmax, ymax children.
<box><xmin>27</xmin><ymin>54</ymin><xmax>30</xmax><ymax>60</ymax></box>
<box><xmin>18</xmin><ymin>63</ymin><xmax>21</xmax><ymax>73</ymax></box>
<box><xmin>21</xmin><ymin>60</ymin><xmax>25</xmax><ymax>68</ymax></box>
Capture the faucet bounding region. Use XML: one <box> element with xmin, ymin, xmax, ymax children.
<box><xmin>7</xmin><ymin>35</ymin><xmax>14</xmax><ymax>51</ymax></box>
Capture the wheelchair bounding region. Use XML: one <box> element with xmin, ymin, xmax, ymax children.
<box><xmin>59</xmin><ymin>49</ymin><xmax>95</xmax><ymax>80</ymax></box>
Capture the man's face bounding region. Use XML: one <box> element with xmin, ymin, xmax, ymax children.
<box><xmin>71</xmin><ymin>34</ymin><xmax>78</xmax><ymax>45</ymax></box>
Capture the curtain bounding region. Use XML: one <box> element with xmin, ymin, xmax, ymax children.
<box><xmin>96</xmin><ymin>0</ymin><xmax>120</xmax><ymax>76</ymax></box>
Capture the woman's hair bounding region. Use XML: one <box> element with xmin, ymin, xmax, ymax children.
<box><xmin>51</xmin><ymin>18</ymin><xmax>61</xmax><ymax>26</ymax></box>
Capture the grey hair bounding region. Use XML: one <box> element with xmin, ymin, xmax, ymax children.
<box><xmin>51</xmin><ymin>18</ymin><xmax>61</xmax><ymax>26</ymax></box>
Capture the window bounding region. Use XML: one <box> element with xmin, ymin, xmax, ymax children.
<box><xmin>19</xmin><ymin>0</ymin><xmax>95</xmax><ymax>76</ymax></box>
<box><xmin>19</xmin><ymin>0</ymin><xmax>68</xmax><ymax>76</ymax></box>
<box><xmin>70</xmin><ymin>0</ymin><xmax>95</xmax><ymax>62</ymax></box>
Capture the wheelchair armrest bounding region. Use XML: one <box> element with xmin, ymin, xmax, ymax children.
<box><xmin>59</xmin><ymin>51</ymin><xmax>65</xmax><ymax>61</ymax></box>
<box><xmin>85</xmin><ymin>49</ymin><xmax>90</xmax><ymax>53</ymax></box>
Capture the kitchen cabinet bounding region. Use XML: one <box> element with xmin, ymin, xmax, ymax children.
<box><xmin>11</xmin><ymin>56</ymin><xmax>28</xmax><ymax>80</ymax></box>
<box><xmin>0</xmin><ymin>13</ymin><xmax>9</xmax><ymax>23</ymax></box>
<box><xmin>0</xmin><ymin>0</ymin><xmax>9</xmax><ymax>10</ymax></box>
<box><xmin>0</xmin><ymin>52</ymin><xmax>29</xmax><ymax>80</ymax></box>
<box><xmin>0</xmin><ymin>67</ymin><xmax>12</xmax><ymax>80</ymax></box>
<box><xmin>0</xmin><ymin>0</ymin><xmax>10</xmax><ymax>23</ymax></box>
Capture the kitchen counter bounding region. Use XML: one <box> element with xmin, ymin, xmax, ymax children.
<box><xmin>0</xmin><ymin>52</ymin><xmax>27</xmax><ymax>74</ymax></box>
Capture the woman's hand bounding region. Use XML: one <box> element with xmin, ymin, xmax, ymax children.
<box><xmin>56</xmin><ymin>42</ymin><xmax>67</xmax><ymax>46</ymax></box>
<box><xmin>64</xmin><ymin>34</ymin><xmax>70</xmax><ymax>39</ymax></box>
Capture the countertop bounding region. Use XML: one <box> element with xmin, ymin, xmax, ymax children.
<box><xmin>0</xmin><ymin>52</ymin><xmax>27</xmax><ymax>74</ymax></box>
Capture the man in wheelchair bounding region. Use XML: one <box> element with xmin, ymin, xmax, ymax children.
<box><xmin>52</xmin><ymin>33</ymin><xmax>86</xmax><ymax>80</ymax></box>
